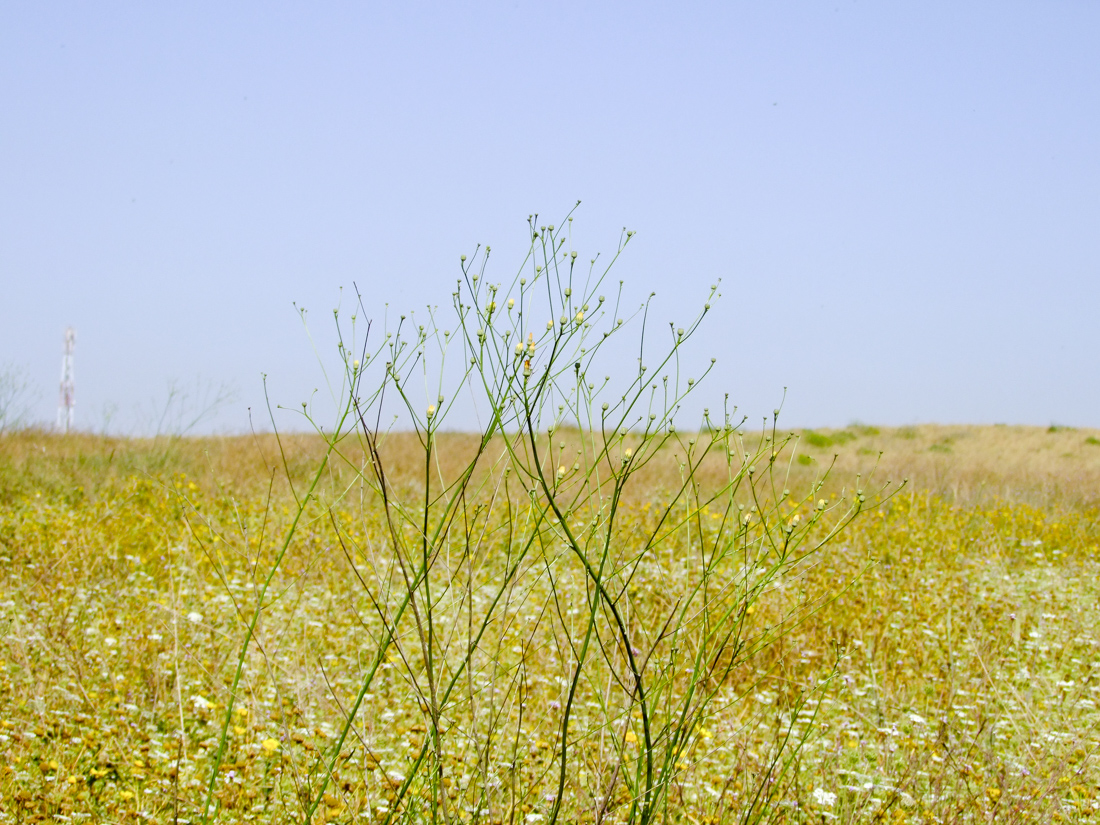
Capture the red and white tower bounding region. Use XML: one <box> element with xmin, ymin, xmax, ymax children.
<box><xmin>58</xmin><ymin>326</ymin><xmax>75</xmax><ymax>433</ymax></box>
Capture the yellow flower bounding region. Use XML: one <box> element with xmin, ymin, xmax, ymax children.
<box><xmin>261</xmin><ymin>738</ymin><xmax>281</xmax><ymax>754</ymax></box>
<box><xmin>624</xmin><ymin>730</ymin><xmax>637</xmax><ymax>744</ymax></box>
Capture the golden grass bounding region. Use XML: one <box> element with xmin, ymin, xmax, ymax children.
<box><xmin>1</xmin><ymin>426</ymin><xmax>1098</xmax><ymax>823</ymax></box>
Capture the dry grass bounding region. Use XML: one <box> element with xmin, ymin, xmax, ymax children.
<box><xmin>1</xmin><ymin>426</ymin><xmax>1098</xmax><ymax>823</ymax></box>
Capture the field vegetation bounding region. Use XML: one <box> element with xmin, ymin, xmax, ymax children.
<box><xmin>2</xmin><ymin>219</ymin><xmax>1099</xmax><ymax>823</ymax></box>
<box><xmin>2</xmin><ymin>425</ymin><xmax>1100</xmax><ymax>823</ymax></box>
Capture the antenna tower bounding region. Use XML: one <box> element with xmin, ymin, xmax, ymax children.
<box><xmin>58</xmin><ymin>326</ymin><xmax>75</xmax><ymax>433</ymax></box>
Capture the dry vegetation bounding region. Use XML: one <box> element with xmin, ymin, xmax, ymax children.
<box><xmin>4</xmin><ymin>217</ymin><xmax>1099</xmax><ymax>824</ymax></box>
<box><xmin>1</xmin><ymin>424</ymin><xmax>1098</xmax><ymax>824</ymax></box>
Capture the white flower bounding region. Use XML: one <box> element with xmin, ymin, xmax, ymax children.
<box><xmin>812</xmin><ymin>788</ymin><xmax>837</xmax><ymax>806</ymax></box>
<box><xmin>909</xmin><ymin>713</ymin><xmax>927</xmax><ymax>726</ymax></box>
<box><xmin>186</xmin><ymin>612</ymin><xmax>203</xmax><ymax>624</ymax></box>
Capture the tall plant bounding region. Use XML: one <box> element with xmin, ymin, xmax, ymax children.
<box><xmin>203</xmin><ymin>207</ymin><xmax>892</xmax><ymax>824</ymax></box>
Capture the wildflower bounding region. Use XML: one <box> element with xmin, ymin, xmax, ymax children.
<box><xmin>186</xmin><ymin>611</ymin><xmax>203</xmax><ymax>624</ymax></box>
<box><xmin>575</xmin><ymin>311</ymin><xmax>584</xmax><ymax>323</ymax></box>
<box><xmin>261</xmin><ymin>738</ymin><xmax>280</xmax><ymax>754</ymax></box>
<box><xmin>352</xmin><ymin>359</ymin><xmax>360</xmax><ymax>370</ymax></box>
<box><xmin>507</xmin><ymin>298</ymin><xmax>514</xmax><ymax>309</ymax></box>
<box><xmin>426</xmin><ymin>405</ymin><xmax>436</xmax><ymax>419</ymax></box>
<box><xmin>625</xmin><ymin>730</ymin><xmax>638</xmax><ymax>744</ymax></box>
<box><xmin>811</xmin><ymin>788</ymin><xmax>837</xmax><ymax>806</ymax></box>
<box><xmin>623</xmin><ymin>448</ymin><xmax>632</xmax><ymax>460</ymax></box>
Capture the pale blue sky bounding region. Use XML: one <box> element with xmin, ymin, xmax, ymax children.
<box><xmin>2</xmin><ymin>2</ymin><xmax>1098</xmax><ymax>433</ymax></box>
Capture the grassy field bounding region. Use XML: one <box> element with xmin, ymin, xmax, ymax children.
<box><xmin>1</xmin><ymin>424</ymin><xmax>1099</xmax><ymax>824</ymax></box>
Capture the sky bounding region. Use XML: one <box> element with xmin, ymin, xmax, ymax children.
<box><xmin>2</xmin><ymin>1</ymin><xmax>1098</xmax><ymax>435</ymax></box>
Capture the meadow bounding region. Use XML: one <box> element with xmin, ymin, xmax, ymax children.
<box><xmin>1</xmin><ymin>424</ymin><xmax>1098</xmax><ymax>824</ymax></box>
<box><xmin>2</xmin><ymin>223</ymin><xmax>1099</xmax><ymax>824</ymax></box>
